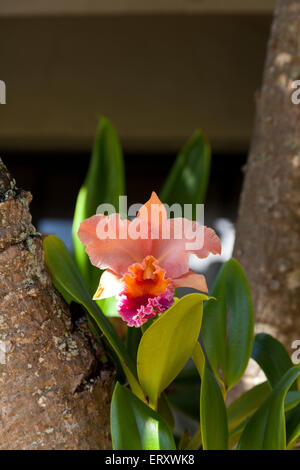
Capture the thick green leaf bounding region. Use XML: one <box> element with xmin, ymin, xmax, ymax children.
<box><xmin>185</xmin><ymin>427</ymin><xmax>202</xmax><ymax>450</ymax></box>
<box><xmin>252</xmin><ymin>333</ymin><xmax>296</xmax><ymax>389</ymax></box>
<box><xmin>97</xmin><ymin>296</ymin><xmax>119</xmax><ymax>318</ymax></box>
<box><xmin>43</xmin><ymin>235</ymin><xmax>140</xmax><ymax>391</ymax></box>
<box><xmin>178</xmin><ymin>430</ymin><xmax>193</xmax><ymax>450</ymax></box>
<box><xmin>167</xmin><ymin>343</ymin><xmax>204</xmax><ymax>421</ymax></box>
<box><xmin>137</xmin><ymin>293</ymin><xmax>208</xmax><ymax>409</ymax></box>
<box><xmin>126</xmin><ymin>326</ymin><xmax>142</xmax><ymax>363</ymax></box>
<box><xmin>202</xmin><ymin>258</ymin><xmax>254</xmax><ymax>390</ymax></box>
<box><xmin>285</xmin><ymin>391</ymin><xmax>300</xmax><ymax>411</ymax></box>
<box><xmin>157</xmin><ymin>393</ymin><xmax>175</xmax><ymax>432</ymax></box>
<box><xmin>228</xmin><ymin>381</ymin><xmax>271</xmax><ymax>431</ymax></box>
<box><xmin>111</xmin><ymin>383</ymin><xmax>176</xmax><ymax>450</ymax></box>
<box><xmin>229</xmin><ymin>389</ymin><xmax>300</xmax><ymax>449</ymax></box>
<box><xmin>159</xmin><ymin>130</ymin><xmax>211</xmax><ymax>216</ymax></box>
<box><xmin>72</xmin><ymin>117</ymin><xmax>125</xmax><ymax>299</ymax></box>
<box><xmin>238</xmin><ymin>366</ymin><xmax>300</xmax><ymax>450</ymax></box>
<box><xmin>286</xmin><ymin>403</ymin><xmax>300</xmax><ymax>449</ymax></box>
<box><xmin>175</xmin><ymin>342</ymin><xmax>206</xmax><ymax>450</ymax></box>
<box><xmin>192</xmin><ymin>341</ymin><xmax>205</xmax><ymax>379</ymax></box>
<box><xmin>200</xmin><ymin>362</ymin><xmax>229</xmax><ymax>450</ymax></box>
<box><xmin>52</xmin><ymin>279</ymin><xmax>73</xmax><ymax>305</ymax></box>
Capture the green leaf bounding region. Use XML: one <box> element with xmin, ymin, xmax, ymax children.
<box><xmin>228</xmin><ymin>388</ymin><xmax>300</xmax><ymax>449</ymax></box>
<box><xmin>72</xmin><ymin>117</ymin><xmax>125</xmax><ymax>297</ymax></box>
<box><xmin>202</xmin><ymin>258</ymin><xmax>254</xmax><ymax>390</ymax></box>
<box><xmin>200</xmin><ymin>362</ymin><xmax>229</xmax><ymax>450</ymax></box>
<box><xmin>97</xmin><ymin>296</ymin><xmax>119</xmax><ymax>318</ymax></box>
<box><xmin>159</xmin><ymin>130</ymin><xmax>211</xmax><ymax>216</ymax></box>
<box><xmin>52</xmin><ymin>279</ymin><xmax>73</xmax><ymax>305</ymax></box>
<box><xmin>126</xmin><ymin>326</ymin><xmax>142</xmax><ymax>363</ymax></box>
<box><xmin>43</xmin><ymin>235</ymin><xmax>140</xmax><ymax>392</ymax></box>
<box><xmin>157</xmin><ymin>393</ymin><xmax>175</xmax><ymax>432</ymax></box>
<box><xmin>185</xmin><ymin>427</ymin><xmax>202</xmax><ymax>450</ymax></box>
<box><xmin>137</xmin><ymin>293</ymin><xmax>208</xmax><ymax>409</ymax></box>
<box><xmin>178</xmin><ymin>430</ymin><xmax>193</xmax><ymax>450</ymax></box>
<box><xmin>285</xmin><ymin>391</ymin><xmax>300</xmax><ymax>411</ymax></box>
<box><xmin>173</xmin><ymin>343</ymin><xmax>206</xmax><ymax>450</ymax></box>
<box><xmin>228</xmin><ymin>381</ymin><xmax>271</xmax><ymax>431</ymax></box>
<box><xmin>192</xmin><ymin>341</ymin><xmax>205</xmax><ymax>379</ymax></box>
<box><xmin>286</xmin><ymin>403</ymin><xmax>300</xmax><ymax>449</ymax></box>
<box><xmin>111</xmin><ymin>383</ymin><xmax>176</xmax><ymax>450</ymax></box>
<box><xmin>166</xmin><ymin>342</ymin><xmax>204</xmax><ymax>422</ymax></box>
<box><xmin>238</xmin><ymin>366</ymin><xmax>300</xmax><ymax>450</ymax></box>
<box><xmin>252</xmin><ymin>333</ymin><xmax>296</xmax><ymax>389</ymax></box>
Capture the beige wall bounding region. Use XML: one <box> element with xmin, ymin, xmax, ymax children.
<box><xmin>0</xmin><ymin>14</ymin><xmax>271</xmax><ymax>153</ymax></box>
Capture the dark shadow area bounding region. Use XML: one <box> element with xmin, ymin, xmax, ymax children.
<box><xmin>2</xmin><ymin>150</ymin><xmax>247</xmax><ymax>228</ymax></box>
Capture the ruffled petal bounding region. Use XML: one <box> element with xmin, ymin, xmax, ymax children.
<box><xmin>93</xmin><ymin>269</ymin><xmax>124</xmax><ymax>300</ymax></box>
<box><xmin>192</xmin><ymin>225</ymin><xmax>222</xmax><ymax>259</ymax></box>
<box><xmin>173</xmin><ymin>271</ymin><xmax>208</xmax><ymax>293</ymax></box>
<box><xmin>123</xmin><ymin>255</ymin><xmax>170</xmax><ymax>298</ymax></box>
<box><xmin>117</xmin><ymin>287</ymin><xmax>175</xmax><ymax>327</ymax></box>
<box><xmin>78</xmin><ymin>213</ymin><xmax>150</xmax><ymax>275</ymax></box>
<box><xmin>152</xmin><ymin>218</ymin><xmax>221</xmax><ymax>278</ymax></box>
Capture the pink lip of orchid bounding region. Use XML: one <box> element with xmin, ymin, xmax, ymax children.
<box><xmin>78</xmin><ymin>192</ymin><xmax>221</xmax><ymax>327</ymax></box>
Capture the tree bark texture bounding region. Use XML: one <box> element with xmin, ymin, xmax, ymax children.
<box><xmin>0</xmin><ymin>158</ymin><xmax>114</xmax><ymax>449</ymax></box>
<box><xmin>234</xmin><ymin>0</ymin><xmax>300</xmax><ymax>352</ymax></box>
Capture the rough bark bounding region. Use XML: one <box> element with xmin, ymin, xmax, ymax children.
<box><xmin>234</xmin><ymin>0</ymin><xmax>300</xmax><ymax>353</ymax></box>
<box><xmin>0</xmin><ymin>158</ymin><xmax>114</xmax><ymax>449</ymax></box>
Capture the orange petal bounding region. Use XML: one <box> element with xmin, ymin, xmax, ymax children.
<box><xmin>93</xmin><ymin>269</ymin><xmax>124</xmax><ymax>300</ymax></box>
<box><xmin>123</xmin><ymin>256</ymin><xmax>169</xmax><ymax>298</ymax></box>
<box><xmin>173</xmin><ymin>271</ymin><xmax>208</xmax><ymax>293</ymax></box>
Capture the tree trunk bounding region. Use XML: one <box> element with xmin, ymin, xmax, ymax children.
<box><xmin>234</xmin><ymin>0</ymin><xmax>300</xmax><ymax>353</ymax></box>
<box><xmin>0</xmin><ymin>158</ymin><xmax>114</xmax><ymax>449</ymax></box>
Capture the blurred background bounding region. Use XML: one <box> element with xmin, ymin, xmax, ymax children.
<box><xmin>0</xmin><ymin>0</ymin><xmax>275</xmax><ymax>285</ymax></box>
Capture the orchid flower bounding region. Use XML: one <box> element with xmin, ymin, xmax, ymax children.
<box><xmin>78</xmin><ymin>192</ymin><xmax>221</xmax><ymax>327</ymax></box>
